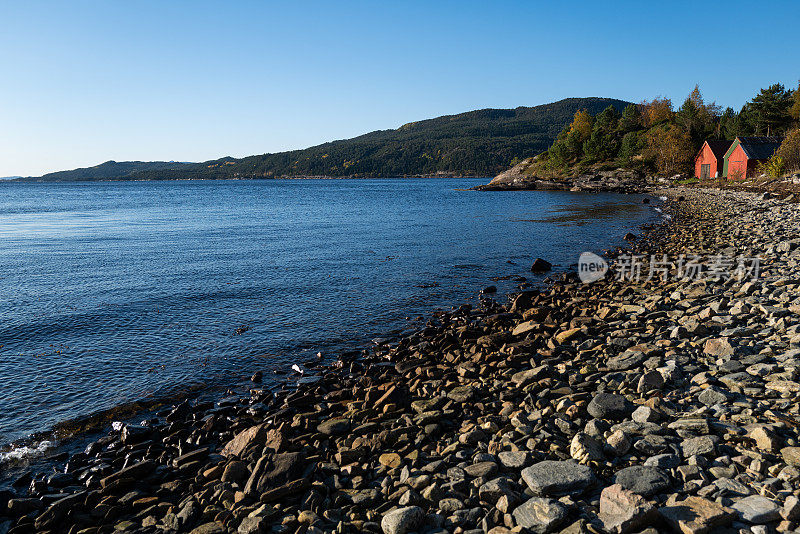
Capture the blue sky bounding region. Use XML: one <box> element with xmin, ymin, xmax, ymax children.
<box><xmin>1</xmin><ymin>0</ymin><xmax>798</xmax><ymax>177</ymax></box>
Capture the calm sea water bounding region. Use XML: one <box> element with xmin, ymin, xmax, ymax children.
<box><xmin>0</xmin><ymin>178</ymin><xmax>658</xmax><ymax>451</ymax></box>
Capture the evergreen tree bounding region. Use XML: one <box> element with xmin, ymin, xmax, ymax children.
<box><xmin>719</xmin><ymin>107</ymin><xmax>738</xmax><ymax>139</ymax></box>
<box><xmin>676</xmin><ymin>96</ymin><xmax>701</xmax><ymax>141</ymax></box>
<box><xmin>749</xmin><ymin>83</ymin><xmax>793</xmax><ymax>136</ymax></box>
<box><xmin>617</xmin><ymin>132</ymin><xmax>643</xmax><ymax>167</ymax></box>
<box><xmin>595</xmin><ymin>105</ymin><xmax>619</xmax><ymax>131</ymax></box>
<box><xmin>676</xmin><ymin>85</ymin><xmax>720</xmax><ymax>144</ymax></box>
<box><xmin>618</xmin><ymin>104</ymin><xmax>641</xmax><ymax>133</ymax></box>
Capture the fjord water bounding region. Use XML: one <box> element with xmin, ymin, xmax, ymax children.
<box><xmin>0</xmin><ymin>178</ymin><xmax>656</xmax><ymax>450</ymax></box>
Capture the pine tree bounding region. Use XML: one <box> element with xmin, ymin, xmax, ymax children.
<box><xmin>749</xmin><ymin>83</ymin><xmax>793</xmax><ymax>136</ymax></box>
<box><xmin>618</xmin><ymin>104</ymin><xmax>641</xmax><ymax>133</ymax></box>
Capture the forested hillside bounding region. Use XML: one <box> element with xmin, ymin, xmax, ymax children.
<box><xmin>525</xmin><ymin>82</ymin><xmax>800</xmax><ymax>178</ymax></box>
<box><xmin>23</xmin><ymin>98</ymin><xmax>630</xmax><ymax>181</ymax></box>
<box><xmin>21</xmin><ymin>160</ymin><xmax>192</xmax><ymax>182</ymax></box>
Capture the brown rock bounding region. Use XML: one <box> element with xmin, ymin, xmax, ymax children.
<box><xmin>555</xmin><ymin>327</ymin><xmax>582</xmax><ymax>344</ymax></box>
<box><xmin>221</xmin><ymin>424</ymin><xmax>266</xmax><ymax>458</ymax></box>
<box><xmin>659</xmin><ymin>496</ymin><xmax>735</xmax><ymax>534</ymax></box>
<box><xmin>748</xmin><ymin>426</ymin><xmax>780</xmax><ymax>452</ymax></box>
<box><xmin>599</xmin><ymin>484</ymin><xmax>658</xmax><ymax>534</ymax></box>
<box><xmin>703</xmin><ymin>338</ymin><xmax>734</xmax><ymax>357</ymax></box>
<box><xmin>379</xmin><ymin>453</ymin><xmax>403</xmax><ymax>469</ymax></box>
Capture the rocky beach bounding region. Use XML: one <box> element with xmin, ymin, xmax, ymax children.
<box><xmin>5</xmin><ymin>186</ymin><xmax>800</xmax><ymax>534</ymax></box>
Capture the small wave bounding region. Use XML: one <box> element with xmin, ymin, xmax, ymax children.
<box><xmin>0</xmin><ymin>440</ymin><xmax>53</xmax><ymax>463</ymax></box>
<box><xmin>654</xmin><ymin>207</ymin><xmax>663</xmax><ymax>213</ymax></box>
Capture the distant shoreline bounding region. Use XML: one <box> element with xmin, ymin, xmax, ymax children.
<box><xmin>9</xmin><ymin>174</ymin><xmax>490</xmax><ymax>183</ymax></box>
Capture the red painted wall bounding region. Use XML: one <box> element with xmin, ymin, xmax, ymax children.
<box><xmin>727</xmin><ymin>144</ymin><xmax>748</xmax><ymax>180</ymax></box>
<box><xmin>694</xmin><ymin>143</ymin><xmax>719</xmax><ymax>179</ymax></box>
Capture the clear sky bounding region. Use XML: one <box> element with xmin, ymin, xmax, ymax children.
<box><xmin>2</xmin><ymin>0</ymin><xmax>798</xmax><ymax>177</ymax></box>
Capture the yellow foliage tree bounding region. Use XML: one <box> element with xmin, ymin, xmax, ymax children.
<box><xmin>771</xmin><ymin>128</ymin><xmax>800</xmax><ymax>175</ymax></box>
<box><xmin>644</xmin><ymin>124</ymin><xmax>694</xmax><ymax>175</ymax></box>
<box><xmin>791</xmin><ymin>80</ymin><xmax>800</xmax><ymax>123</ymax></box>
<box><xmin>640</xmin><ymin>97</ymin><xmax>674</xmax><ymax>127</ymax></box>
<box><xmin>568</xmin><ymin>109</ymin><xmax>593</xmax><ymax>142</ymax></box>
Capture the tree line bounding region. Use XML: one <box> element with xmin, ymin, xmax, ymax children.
<box><xmin>35</xmin><ymin>98</ymin><xmax>629</xmax><ymax>182</ymax></box>
<box><xmin>544</xmin><ymin>82</ymin><xmax>800</xmax><ymax>176</ymax></box>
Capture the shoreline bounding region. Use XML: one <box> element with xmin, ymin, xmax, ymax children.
<box><xmin>7</xmin><ymin>187</ymin><xmax>800</xmax><ymax>534</ymax></box>
<box><xmin>0</xmin><ymin>186</ymin><xmax>655</xmax><ymax>460</ymax></box>
<box><xmin>7</xmin><ymin>175</ymin><xmax>492</xmax><ymax>184</ymax></box>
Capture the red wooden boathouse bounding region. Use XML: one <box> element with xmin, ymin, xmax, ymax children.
<box><xmin>694</xmin><ymin>139</ymin><xmax>732</xmax><ymax>179</ymax></box>
<box><xmin>723</xmin><ymin>136</ymin><xmax>783</xmax><ymax>180</ymax></box>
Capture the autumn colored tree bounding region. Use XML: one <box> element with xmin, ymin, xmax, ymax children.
<box><xmin>547</xmin><ymin>109</ymin><xmax>595</xmax><ymax>166</ymax></box>
<box><xmin>644</xmin><ymin>124</ymin><xmax>694</xmax><ymax>175</ymax></box>
<box><xmin>640</xmin><ymin>97</ymin><xmax>674</xmax><ymax>127</ymax></box>
<box><xmin>771</xmin><ymin>128</ymin><xmax>800</xmax><ymax>174</ymax></box>
<box><xmin>568</xmin><ymin>109</ymin><xmax>594</xmax><ymax>141</ymax></box>
<box><xmin>790</xmin><ymin>80</ymin><xmax>800</xmax><ymax>123</ymax></box>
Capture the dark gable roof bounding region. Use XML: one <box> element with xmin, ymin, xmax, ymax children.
<box><xmin>707</xmin><ymin>140</ymin><xmax>733</xmax><ymax>160</ymax></box>
<box><xmin>738</xmin><ymin>136</ymin><xmax>784</xmax><ymax>161</ymax></box>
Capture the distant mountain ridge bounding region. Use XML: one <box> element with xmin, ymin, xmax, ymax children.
<box><xmin>20</xmin><ymin>97</ymin><xmax>631</xmax><ymax>181</ymax></box>
<box><xmin>19</xmin><ymin>161</ymin><xmax>192</xmax><ymax>182</ymax></box>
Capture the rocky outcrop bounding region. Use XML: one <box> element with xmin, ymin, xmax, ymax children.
<box><xmin>475</xmin><ymin>161</ymin><xmax>652</xmax><ymax>193</ymax></box>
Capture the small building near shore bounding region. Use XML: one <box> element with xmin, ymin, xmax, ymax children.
<box><xmin>723</xmin><ymin>136</ymin><xmax>783</xmax><ymax>180</ymax></box>
<box><xmin>694</xmin><ymin>139</ymin><xmax>732</xmax><ymax>179</ymax></box>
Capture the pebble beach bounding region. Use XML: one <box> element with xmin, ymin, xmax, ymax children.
<box><xmin>5</xmin><ymin>186</ymin><xmax>800</xmax><ymax>534</ymax></box>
